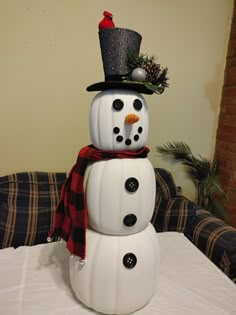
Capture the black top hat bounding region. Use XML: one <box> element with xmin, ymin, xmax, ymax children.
<box><xmin>86</xmin><ymin>27</ymin><xmax>168</xmax><ymax>95</ymax></box>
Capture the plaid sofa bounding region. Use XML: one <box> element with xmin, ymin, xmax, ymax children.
<box><xmin>188</xmin><ymin>209</ymin><xmax>236</xmax><ymax>283</ymax></box>
<box><xmin>0</xmin><ymin>169</ymin><xmax>235</xmax><ymax>282</ymax></box>
<box><xmin>151</xmin><ymin>168</ymin><xmax>236</xmax><ymax>283</ymax></box>
<box><xmin>0</xmin><ymin>172</ymin><xmax>66</xmax><ymax>248</ymax></box>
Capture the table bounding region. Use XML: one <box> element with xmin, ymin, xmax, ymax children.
<box><xmin>0</xmin><ymin>232</ymin><xmax>235</xmax><ymax>315</ymax></box>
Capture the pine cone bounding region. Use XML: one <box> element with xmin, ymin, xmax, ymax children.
<box><xmin>141</xmin><ymin>62</ymin><xmax>161</xmax><ymax>84</ymax></box>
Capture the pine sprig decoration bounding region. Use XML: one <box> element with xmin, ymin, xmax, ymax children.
<box><xmin>127</xmin><ymin>50</ymin><xmax>169</xmax><ymax>94</ymax></box>
<box><xmin>156</xmin><ymin>141</ymin><xmax>228</xmax><ymax>221</ymax></box>
<box><xmin>127</xmin><ymin>51</ymin><xmax>146</xmax><ymax>69</ymax></box>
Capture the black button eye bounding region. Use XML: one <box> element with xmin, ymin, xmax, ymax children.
<box><xmin>113</xmin><ymin>99</ymin><xmax>124</xmax><ymax>111</ymax></box>
<box><xmin>133</xmin><ymin>99</ymin><xmax>142</xmax><ymax>111</ymax></box>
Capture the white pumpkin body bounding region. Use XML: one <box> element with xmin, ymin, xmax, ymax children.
<box><xmin>84</xmin><ymin>158</ymin><xmax>156</xmax><ymax>235</ymax></box>
<box><xmin>89</xmin><ymin>89</ymin><xmax>149</xmax><ymax>151</ymax></box>
<box><xmin>69</xmin><ymin>223</ymin><xmax>160</xmax><ymax>315</ymax></box>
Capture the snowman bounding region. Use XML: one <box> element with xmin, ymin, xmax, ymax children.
<box><xmin>49</xmin><ymin>13</ymin><xmax>168</xmax><ymax>315</ymax></box>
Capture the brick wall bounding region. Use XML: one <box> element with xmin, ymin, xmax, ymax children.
<box><xmin>215</xmin><ymin>1</ymin><xmax>236</xmax><ymax>227</ymax></box>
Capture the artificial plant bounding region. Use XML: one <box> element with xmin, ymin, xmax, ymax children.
<box><xmin>156</xmin><ymin>141</ymin><xmax>228</xmax><ymax>221</ymax></box>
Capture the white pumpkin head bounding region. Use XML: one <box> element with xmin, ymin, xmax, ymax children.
<box><xmin>89</xmin><ymin>89</ymin><xmax>149</xmax><ymax>151</ymax></box>
<box><xmin>84</xmin><ymin>158</ymin><xmax>156</xmax><ymax>235</ymax></box>
<box><xmin>69</xmin><ymin>223</ymin><xmax>160</xmax><ymax>315</ymax></box>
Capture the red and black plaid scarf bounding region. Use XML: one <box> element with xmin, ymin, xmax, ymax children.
<box><xmin>49</xmin><ymin>144</ymin><xmax>149</xmax><ymax>259</ymax></box>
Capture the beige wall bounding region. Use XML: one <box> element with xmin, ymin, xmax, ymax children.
<box><xmin>0</xmin><ymin>0</ymin><xmax>234</xmax><ymax>200</ymax></box>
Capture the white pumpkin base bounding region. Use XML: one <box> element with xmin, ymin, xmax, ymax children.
<box><xmin>69</xmin><ymin>223</ymin><xmax>160</xmax><ymax>314</ymax></box>
<box><xmin>84</xmin><ymin>158</ymin><xmax>156</xmax><ymax>235</ymax></box>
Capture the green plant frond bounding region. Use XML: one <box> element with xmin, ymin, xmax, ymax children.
<box><xmin>127</xmin><ymin>50</ymin><xmax>145</xmax><ymax>69</ymax></box>
<box><xmin>156</xmin><ymin>68</ymin><xmax>169</xmax><ymax>88</ymax></box>
<box><xmin>200</xmin><ymin>176</ymin><xmax>228</xmax><ymax>198</ymax></box>
<box><xmin>185</xmin><ymin>167</ymin><xmax>199</xmax><ymax>183</ymax></box>
<box><xmin>157</xmin><ymin>142</ymin><xmax>206</xmax><ymax>181</ymax></box>
<box><xmin>157</xmin><ymin>142</ymin><xmax>217</xmax><ymax>182</ymax></box>
<box><xmin>156</xmin><ymin>140</ymin><xmax>228</xmax><ymax>221</ymax></box>
<box><xmin>210</xmin><ymin>160</ymin><xmax>219</xmax><ymax>176</ymax></box>
<box><xmin>127</xmin><ymin>51</ymin><xmax>156</xmax><ymax>69</ymax></box>
<box><xmin>194</xmin><ymin>158</ymin><xmax>211</xmax><ymax>180</ymax></box>
<box><xmin>156</xmin><ymin>141</ymin><xmax>192</xmax><ymax>159</ymax></box>
<box><xmin>198</xmin><ymin>155</ymin><xmax>211</xmax><ymax>166</ymax></box>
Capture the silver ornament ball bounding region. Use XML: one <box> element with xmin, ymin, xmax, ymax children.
<box><xmin>131</xmin><ymin>67</ymin><xmax>147</xmax><ymax>82</ymax></box>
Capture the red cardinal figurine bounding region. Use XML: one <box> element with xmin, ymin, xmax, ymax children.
<box><xmin>99</xmin><ymin>11</ymin><xmax>115</xmax><ymax>30</ymax></box>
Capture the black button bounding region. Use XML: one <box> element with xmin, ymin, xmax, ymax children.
<box><xmin>113</xmin><ymin>99</ymin><xmax>124</xmax><ymax>111</ymax></box>
<box><xmin>125</xmin><ymin>177</ymin><xmax>139</xmax><ymax>192</ymax></box>
<box><xmin>123</xmin><ymin>253</ymin><xmax>137</xmax><ymax>269</ymax></box>
<box><xmin>113</xmin><ymin>127</ymin><xmax>120</xmax><ymax>134</ymax></box>
<box><xmin>134</xmin><ymin>135</ymin><xmax>139</xmax><ymax>141</ymax></box>
<box><xmin>138</xmin><ymin>127</ymin><xmax>143</xmax><ymax>134</ymax></box>
<box><xmin>123</xmin><ymin>214</ymin><xmax>137</xmax><ymax>227</ymax></box>
<box><xmin>125</xmin><ymin>139</ymin><xmax>132</xmax><ymax>145</ymax></box>
<box><xmin>133</xmin><ymin>99</ymin><xmax>142</xmax><ymax>111</ymax></box>
<box><xmin>116</xmin><ymin>135</ymin><xmax>123</xmax><ymax>142</ymax></box>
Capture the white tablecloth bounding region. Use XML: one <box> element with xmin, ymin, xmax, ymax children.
<box><xmin>0</xmin><ymin>232</ymin><xmax>235</xmax><ymax>315</ymax></box>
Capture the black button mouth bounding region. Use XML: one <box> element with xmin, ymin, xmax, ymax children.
<box><xmin>113</xmin><ymin>125</ymin><xmax>143</xmax><ymax>145</ymax></box>
<box><xmin>125</xmin><ymin>139</ymin><xmax>131</xmax><ymax>145</ymax></box>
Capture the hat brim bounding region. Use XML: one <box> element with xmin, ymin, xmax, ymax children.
<box><xmin>86</xmin><ymin>81</ymin><xmax>157</xmax><ymax>95</ymax></box>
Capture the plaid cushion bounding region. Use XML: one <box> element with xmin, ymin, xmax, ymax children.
<box><xmin>0</xmin><ymin>172</ymin><xmax>67</xmax><ymax>248</ymax></box>
<box><xmin>189</xmin><ymin>209</ymin><xmax>236</xmax><ymax>282</ymax></box>
<box><xmin>152</xmin><ymin>168</ymin><xmax>196</xmax><ymax>233</ymax></box>
<box><xmin>151</xmin><ymin>196</ymin><xmax>197</xmax><ymax>233</ymax></box>
<box><xmin>154</xmin><ymin>168</ymin><xmax>179</xmax><ymax>199</ymax></box>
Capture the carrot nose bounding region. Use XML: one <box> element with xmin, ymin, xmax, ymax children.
<box><xmin>125</xmin><ymin>113</ymin><xmax>140</xmax><ymax>125</ymax></box>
